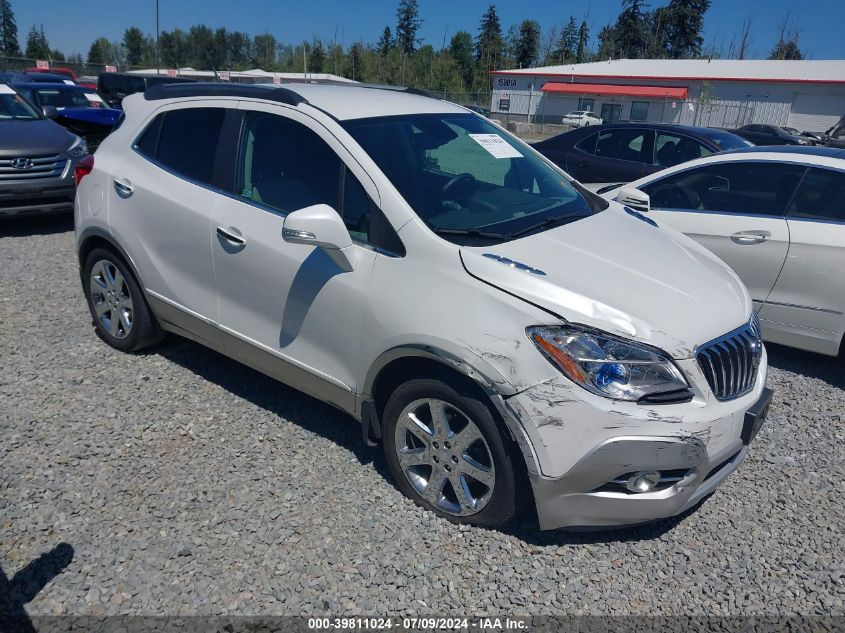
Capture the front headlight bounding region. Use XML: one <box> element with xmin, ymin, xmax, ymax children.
<box><xmin>527</xmin><ymin>325</ymin><xmax>688</xmax><ymax>401</ymax></box>
<box><xmin>67</xmin><ymin>136</ymin><xmax>89</xmax><ymax>158</ymax></box>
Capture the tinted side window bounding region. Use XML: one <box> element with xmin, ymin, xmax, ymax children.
<box><xmin>642</xmin><ymin>162</ymin><xmax>806</xmax><ymax>215</ymax></box>
<box><xmin>787</xmin><ymin>168</ymin><xmax>845</xmax><ymax>222</ymax></box>
<box><xmin>135</xmin><ymin>114</ymin><xmax>163</xmax><ymax>158</ymax></box>
<box><xmin>654</xmin><ymin>132</ymin><xmax>712</xmax><ymax>167</ymax></box>
<box><xmin>575</xmin><ymin>132</ymin><xmax>598</xmax><ymax>154</ymax></box>
<box><xmin>154</xmin><ymin>108</ymin><xmax>226</xmax><ymax>185</ymax></box>
<box><xmin>595</xmin><ymin>129</ymin><xmax>646</xmax><ymax>162</ymax></box>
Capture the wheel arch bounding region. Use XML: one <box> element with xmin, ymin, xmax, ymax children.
<box><xmin>77</xmin><ymin>227</ymin><xmax>144</xmax><ymax>287</ymax></box>
<box><xmin>359</xmin><ymin>344</ymin><xmax>542</xmax><ymax>480</ymax></box>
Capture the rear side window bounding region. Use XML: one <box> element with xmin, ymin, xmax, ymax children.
<box><xmin>787</xmin><ymin>168</ymin><xmax>845</xmax><ymax>222</ymax></box>
<box><xmin>595</xmin><ymin>129</ymin><xmax>647</xmax><ymax>162</ymax></box>
<box><xmin>654</xmin><ymin>132</ymin><xmax>712</xmax><ymax>167</ymax></box>
<box><xmin>134</xmin><ymin>108</ymin><xmax>226</xmax><ymax>186</ymax></box>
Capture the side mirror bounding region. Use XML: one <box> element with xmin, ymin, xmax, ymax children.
<box><xmin>616</xmin><ymin>186</ymin><xmax>650</xmax><ymax>212</ymax></box>
<box><xmin>282</xmin><ymin>203</ymin><xmax>356</xmax><ymax>271</ymax></box>
<box><xmin>42</xmin><ymin>105</ymin><xmax>59</xmax><ymax>119</ymax></box>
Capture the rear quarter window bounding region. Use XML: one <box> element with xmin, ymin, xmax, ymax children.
<box><xmin>134</xmin><ymin>108</ymin><xmax>226</xmax><ymax>186</ymax></box>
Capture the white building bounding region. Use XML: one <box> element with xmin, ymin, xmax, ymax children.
<box><xmin>490</xmin><ymin>59</ymin><xmax>845</xmax><ymax>132</ymax></box>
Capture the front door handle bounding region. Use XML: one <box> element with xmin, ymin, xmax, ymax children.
<box><xmin>113</xmin><ymin>179</ymin><xmax>134</xmax><ymax>197</ymax></box>
<box><xmin>730</xmin><ymin>230</ymin><xmax>771</xmax><ymax>245</ymax></box>
<box><xmin>216</xmin><ymin>226</ymin><xmax>246</xmax><ymax>246</ymax></box>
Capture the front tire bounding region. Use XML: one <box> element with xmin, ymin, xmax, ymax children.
<box><xmin>382</xmin><ymin>379</ymin><xmax>517</xmax><ymax>528</ymax></box>
<box><xmin>82</xmin><ymin>248</ymin><xmax>163</xmax><ymax>352</ymax></box>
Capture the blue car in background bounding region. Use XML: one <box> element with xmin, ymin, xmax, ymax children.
<box><xmin>10</xmin><ymin>82</ymin><xmax>122</xmax><ymax>151</ymax></box>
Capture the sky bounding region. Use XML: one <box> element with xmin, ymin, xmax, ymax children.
<box><xmin>12</xmin><ymin>0</ymin><xmax>845</xmax><ymax>63</ymax></box>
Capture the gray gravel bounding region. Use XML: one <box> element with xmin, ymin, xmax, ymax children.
<box><xmin>1</xmin><ymin>215</ymin><xmax>843</xmax><ymax>618</ymax></box>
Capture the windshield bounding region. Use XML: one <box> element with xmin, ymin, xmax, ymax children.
<box><xmin>34</xmin><ymin>88</ymin><xmax>106</xmax><ymax>109</ymax></box>
<box><xmin>343</xmin><ymin>113</ymin><xmax>600</xmax><ymax>243</ymax></box>
<box><xmin>0</xmin><ymin>89</ymin><xmax>40</xmax><ymax>121</ymax></box>
<box><xmin>704</xmin><ymin>129</ymin><xmax>754</xmax><ymax>150</ymax></box>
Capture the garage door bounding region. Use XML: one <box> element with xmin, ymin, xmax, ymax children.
<box><xmin>788</xmin><ymin>93</ymin><xmax>845</xmax><ymax>132</ymax></box>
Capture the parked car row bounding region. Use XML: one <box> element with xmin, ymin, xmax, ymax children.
<box><xmin>73</xmin><ymin>82</ymin><xmax>774</xmax><ymax>532</ymax></box>
<box><xmin>532</xmin><ymin>122</ymin><xmax>752</xmax><ymax>184</ymax></box>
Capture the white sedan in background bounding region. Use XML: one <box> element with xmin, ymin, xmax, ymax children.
<box><xmin>561</xmin><ymin>111</ymin><xmax>602</xmax><ymax>127</ymax></box>
<box><xmin>602</xmin><ymin>146</ymin><xmax>845</xmax><ymax>356</ymax></box>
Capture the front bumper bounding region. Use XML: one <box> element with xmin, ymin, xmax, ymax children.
<box><xmin>0</xmin><ymin>160</ymin><xmax>76</xmax><ymax>217</ymax></box>
<box><xmin>502</xmin><ymin>354</ymin><xmax>771</xmax><ymax>530</ymax></box>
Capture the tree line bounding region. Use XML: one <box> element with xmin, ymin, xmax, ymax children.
<box><xmin>0</xmin><ymin>0</ymin><xmax>806</xmax><ymax>95</ymax></box>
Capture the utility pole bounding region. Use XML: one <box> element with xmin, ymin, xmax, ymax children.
<box><xmin>156</xmin><ymin>0</ymin><xmax>161</xmax><ymax>75</ymax></box>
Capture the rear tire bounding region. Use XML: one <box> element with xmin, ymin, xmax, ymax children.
<box><xmin>382</xmin><ymin>379</ymin><xmax>517</xmax><ymax>528</ymax></box>
<box><xmin>82</xmin><ymin>248</ymin><xmax>163</xmax><ymax>352</ymax></box>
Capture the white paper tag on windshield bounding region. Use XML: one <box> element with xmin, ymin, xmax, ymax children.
<box><xmin>63</xmin><ymin>80</ymin><xmax>75</xmax><ymax>85</ymax></box>
<box><xmin>85</xmin><ymin>93</ymin><xmax>105</xmax><ymax>104</ymax></box>
<box><xmin>469</xmin><ymin>133</ymin><xmax>523</xmax><ymax>159</ymax></box>
<box><xmin>0</xmin><ymin>84</ymin><xmax>16</xmax><ymax>94</ymax></box>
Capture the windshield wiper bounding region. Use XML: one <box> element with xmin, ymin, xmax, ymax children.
<box><xmin>431</xmin><ymin>227</ymin><xmax>508</xmax><ymax>240</ymax></box>
<box><xmin>505</xmin><ymin>213</ymin><xmax>591</xmax><ymax>239</ymax></box>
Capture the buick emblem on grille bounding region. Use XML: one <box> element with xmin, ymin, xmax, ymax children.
<box><xmin>11</xmin><ymin>157</ymin><xmax>33</xmax><ymax>170</ymax></box>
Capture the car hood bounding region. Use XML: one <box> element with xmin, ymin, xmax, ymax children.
<box><xmin>56</xmin><ymin>107</ymin><xmax>121</xmax><ymax>127</ymax></box>
<box><xmin>459</xmin><ymin>205</ymin><xmax>751</xmax><ymax>358</ymax></box>
<box><xmin>0</xmin><ymin>119</ymin><xmax>76</xmax><ymax>156</ymax></box>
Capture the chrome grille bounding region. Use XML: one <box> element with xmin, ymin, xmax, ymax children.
<box><xmin>0</xmin><ymin>154</ymin><xmax>67</xmax><ymax>180</ymax></box>
<box><xmin>696</xmin><ymin>315</ymin><xmax>762</xmax><ymax>401</ymax></box>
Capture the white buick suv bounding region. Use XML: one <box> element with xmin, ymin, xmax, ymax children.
<box><xmin>75</xmin><ymin>83</ymin><xmax>772</xmax><ymax>530</ymax></box>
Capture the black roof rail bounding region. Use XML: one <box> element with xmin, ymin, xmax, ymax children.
<box><xmin>143</xmin><ymin>82</ymin><xmax>306</xmax><ymax>106</ymax></box>
<box><xmin>315</xmin><ymin>81</ymin><xmax>442</xmax><ymax>100</ymax></box>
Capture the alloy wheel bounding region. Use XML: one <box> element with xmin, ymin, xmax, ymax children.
<box><xmin>89</xmin><ymin>259</ymin><xmax>134</xmax><ymax>340</ymax></box>
<box><xmin>393</xmin><ymin>398</ymin><xmax>496</xmax><ymax>516</ymax></box>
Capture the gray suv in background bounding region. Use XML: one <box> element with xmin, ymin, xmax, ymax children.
<box><xmin>0</xmin><ymin>84</ymin><xmax>88</xmax><ymax>217</ymax></box>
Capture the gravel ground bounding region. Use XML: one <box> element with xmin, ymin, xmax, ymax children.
<box><xmin>1</xmin><ymin>215</ymin><xmax>843</xmax><ymax>619</ymax></box>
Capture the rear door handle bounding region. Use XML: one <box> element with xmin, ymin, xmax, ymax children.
<box><xmin>113</xmin><ymin>179</ymin><xmax>134</xmax><ymax>197</ymax></box>
<box><xmin>216</xmin><ymin>226</ymin><xmax>247</xmax><ymax>246</ymax></box>
<box><xmin>730</xmin><ymin>230</ymin><xmax>771</xmax><ymax>245</ymax></box>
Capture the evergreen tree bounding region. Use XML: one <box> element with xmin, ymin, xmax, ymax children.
<box><xmin>377</xmin><ymin>26</ymin><xmax>393</xmax><ymax>56</ymax></box>
<box><xmin>576</xmin><ymin>20</ymin><xmax>589</xmax><ymax>62</ymax></box>
<box><xmin>614</xmin><ymin>0</ymin><xmax>649</xmax><ymax>58</ymax></box>
<box><xmin>449</xmin><ymin>30</ymin><xmax>474</xmax><ymax>89</ymax></box>
<box><xmin>513</xmin><ymin>19</ymin><xmax>540</xmax><ymax>68</ymax></box>
<box><xmin>25</xmin><ymin>24</ymin><xmax>51</xmax><ymax>59</ymax></box>
<box><xmin>395</xmin><ymin>0</ymin><xmax>421</xmax><ymax>55</ymax></box>
<box><xmin>554</xmin><ymin>16</ymin><xmax>578</xmax><ymax>63</ymax></box>
<box><xmin>769</xmin><ymin>38</ymin><xmax>803</xmax><ymax>60</ymax></box>
<box><xmin>0</xmin><ymin>0</ymin><xmax>21</xmax><ymax>57</ymax></box>
<box><xmin>346</xmin><ymin>41</ymin><xmax>366</xmax><ymax>80</ymax></box>
<box><xmin>309</xmin><ymin>40</ymin><xmax>326</xmax><ymax>73</ymax></box>
<box><xmin>123</xmin><ymin>27</ymin><xmax>145</xmax><ymax>66</ymax></box>
<box><xmin>664</xmin><ymin>0</ymin><xmax>709</xmax><ymax>58</ymax></box>
<box><xmin>475</xmin><ymin>4</ymin><xmax>503</xmax><ymax>71</ymax></box>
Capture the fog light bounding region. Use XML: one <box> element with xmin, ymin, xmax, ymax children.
<box><xmin>626</xmin><ymin>471</ymin><xmax>661</xmax><ymax>493</ymax></box>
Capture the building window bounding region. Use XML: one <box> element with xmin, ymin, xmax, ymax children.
<box><xmin>578</xmin><ymin>97</ymin><xmax>595</xmax><ymax>112</ymax></box>
<box><xmin>630</xmin><ymin>101</ymin><xmax>649</xmax><ymax>121</ymax></box>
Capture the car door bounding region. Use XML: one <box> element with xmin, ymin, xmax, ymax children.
<box><xmin>760</xmin><ymin>166</ymin><xmax>845</xmax><ymax>354</ymax></box>
<box><xmin>210</xmin><ymin>105</ymin><xmax>384</xmax><ymax>409</ymax></box>
<box><xmin>640</xmin><ymin>160</ymin><xmax>805</xmax><ymax>310</ymax></box>
<box><xmin>108</xmin><ymin>103</ymin><xmax>233</xmax><ymax>332</ymax></box>
<box><xmin>587</xmin><ymin>127</ymin><xmax>653</xmax><ymax>183</ymax></box>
